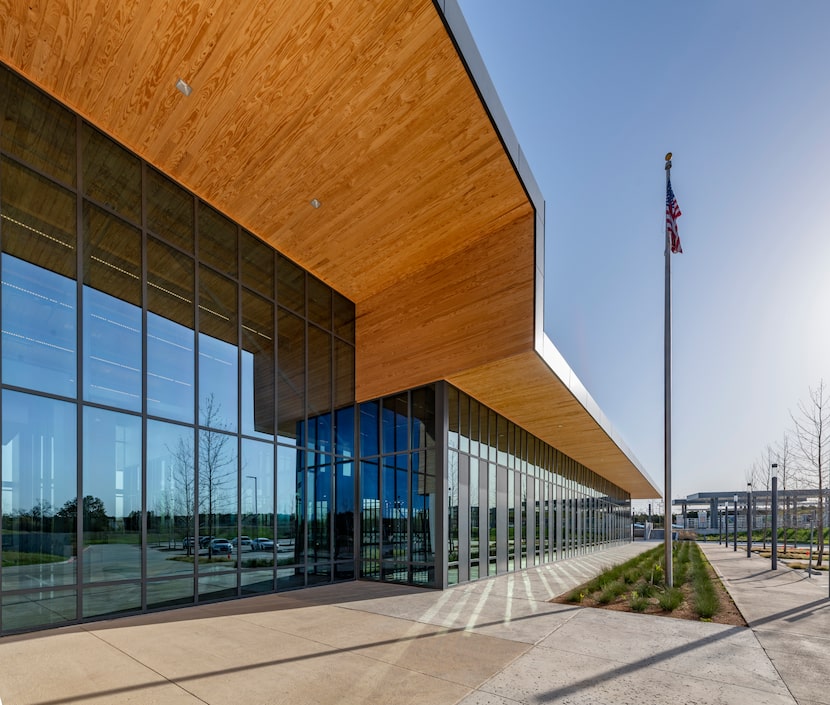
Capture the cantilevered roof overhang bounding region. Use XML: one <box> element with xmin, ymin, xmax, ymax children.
<box><xmin>0</xmin><ymin>0</ymin><xmax>659</xmax><ymax>498</ymax></box>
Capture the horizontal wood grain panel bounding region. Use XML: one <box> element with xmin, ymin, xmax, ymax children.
<box><xmin>356</xmin><ymin>211</ymin><xmax>535</xmax><ymax>400</ymax></box>
<box><xmin>0</xmin><ymin>0</ymin><xmax>527</xmax><ymax>303</ymax></box>
<box><xmin>449</xmin><ymin>352</ymin><xmax>657</xmax><ymax>498</ymax></box>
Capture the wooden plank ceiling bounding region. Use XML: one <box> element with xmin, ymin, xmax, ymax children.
<box><xmin>0</xmin><ymin>0</ymin><xmax>656</xmax><ymax>496</ymax></box>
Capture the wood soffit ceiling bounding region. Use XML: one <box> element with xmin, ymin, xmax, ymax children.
<box><xmin>0</xmin><ymin>0</ymin><xmax>531</xmax><ymax>303</ymax></box>
<box><xmin>0</xmin><ymin>0</ymin><xmax>655</xmax><ymax>496</ymax></box>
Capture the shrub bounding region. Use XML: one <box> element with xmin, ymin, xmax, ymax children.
<box><xmin>629</xmin><ymin>594</ymin><xmax>649</xmax><ymax>612</ymax></box>
<box><xmin>658</xmin><ymin>587</ymin><xmax>683</xmax><ymax>612</ymax></box>
<box><xmin>597</xmin><ymin>580</ymin><xmax>627</xmax><ymax>604</ymax></box>
<box><xmin>636</xmin><ymin>581</ymin><xmax>656</xmax><ymax>598</ymax></box>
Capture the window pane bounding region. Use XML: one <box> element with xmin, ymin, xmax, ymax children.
<box><xmin>146</xmin><ymin>167</ymin><xmax>194</xmax><ymax>253</ymax></box>
<box><xmin>359</xmin><ymin>401</ymin><xmax>379</xmax><ymax>457</ymax></box>
<box><xmin>360</xmin><ymin>458</ymin><xmax>379</xmax><ymax>579</ymax></box>
<box><xmin>147</xmin><ymin>238</ymin><xmax>194</xmax><ymax>423</ymax></box>
<box><xmin>332</xmin><ymin>290</ymin><xmax>355</xmax><ymax>343</ymax></box>
<box><xmin>307</xmin><ymin>275</ymin><xmax>331</xmax><ymax>330</ymax></box>
<box><xmin>82</xmin><ymin>407</ymin><xmax>142</xmax><ymax>583</ymax></box>
<box><xmin>198</xmin><ymin>204</ymin><xmax>237</xmax><ymax>278</ymax></box>
<box><xmin>241</xmin><ymin>439</ymin><xmax>274</xmax><ymax>566</ymax></box>
<box><xmin>277</xmin><ymin>254</ymin><xmax>304</xmax><ymax>315</ymax></box>
<box><xmin>382</xmin><ymin>394</ymin><xmax>408</xmax><ymax>454</ymax></box>
<box><xmin>334</xmin><ymin>460</ymin><xmax>354</xmax><ymax>564</ymax></box>
<box><xmin>307</xmin><ymin>326</ymin><xmax>331</xmax><ymax>419</ymax></box>
<box><xmin>1</xmin><ymin>391</ymin><xmax>77</xmax><ymax>591</ymax></box>
<box><xmin>411</xmin><ymin>386</ymin><xmax>435</xmax><ymax>450</ymax></box>
<box><xmin>276</xmin><ymin>445</ymin><xmax>302</xmax><ymax>568</ymax></box>
<box><xmin>198</xmin><ymin>427</ymin><xmax>237</xmax><ymax>572</ymax></box>
<box><xmin>199</xmin><ymin>266</ymin><xmax>237</xmax><ymax>432</ymax></box>
<box><xmin>2</xmin><ymin>254</ymin><xmax>77</xmax><ymax>397</ymax></box>
<box><xmin>146</xmin><ymin>420</ymin><xmax>195</xmax><ymax>578</ymax></box>
<box><xmin>83</xmin><ymin>204</ymin><xmax>142</xmax><ymax>411</ymax></box>
<box><xmin>242</xmin><ymin>289</ymin><xmax>274</xmax><ymax>439</ymax></box>
<box><xmin>335</xmin><ymin>406</ymin><xmax>354</xmax><ymax>458</ymax></box>
<box><xmin>308</xmin><ymin>454</ymin><xmax>331</xmax><ymax>566</ymax></box>
<box><xmin>82</xmin><ymin>124</ymin><xmax>141</xmax><ymax>225</ymax></box>
<box><xmin>1</xmin><ymin>67</ymin><xmax>76</xmax><ymax>186</ymax></box>
<box><xmin>277</xmin><ymin>309</ymin><xmax>304</xmax><ymax>442</ymax></box>
<box><xmin>334</xmin><ymin>340</ymin><xmax>354</xmax><ymax>410</ymax></box>
<box><xmin>240</xmin><ymin>230</ymin><xmax>274</xmax><ymax>300</ymax></box>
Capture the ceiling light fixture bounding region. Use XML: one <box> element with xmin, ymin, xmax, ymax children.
<box><xmin>175</xmin><ymin>78</ymin><xmax>192</xmax><ymax>97</ymax></box>
<box><xmin>310</xmin><ymin>199</ymin><xmax>321</xmax><ymax>209</ymax></box>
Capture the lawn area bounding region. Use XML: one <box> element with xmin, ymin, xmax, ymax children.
<box><xmin>553</xmin><ymin>542</ymin><xmax>746</xmax><ymax>626</ymax></box>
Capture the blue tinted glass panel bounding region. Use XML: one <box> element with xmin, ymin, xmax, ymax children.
<box><xmin>335</xmin><ymin>406</ymin><xmax>354</xmax><ymax>458</ymax></box>
<box><xmin>359</xmin><ymin>401</ymin><xmax>379</xmax><ymax>457</ymax></box>
<box><xmin>197</xmin><ymin>427</ymin><xmax>238</xmax><ymax>572</ymax></box>
<box><xmin>2</xmin><ymin>255</ymin><xmax>77</xmax><ymax>396</ymax></box>
<box><xmin>147</xmin><ymin>313</ymin><xmax>194</xmax><ymax>423</ymax></box>
<box><xmin>334</xmin><ymin>460</ymin><xmax>354</xmax><ymax>563</ymax></box>
<box><xmin>276</xmin><ymin>445</ymin><xmax>302</xmax><ymax>565</ymax></box>
<box><xmin>198</xmin><ymin>333</ymin><xmax>237</xmax><ymax>431</ymax></box>
<box><xmin>82</xmin><ymin>407</ymin><xmax>142</xmax><ymax>582</ymax></box>
<box><xmin>241</xmin><ymin>438</ymin><xmax>274</xmax><ymax>554</ymax></box>
<box><xmin>1</xmin><ymin>390</ymin><xmax>77</xmax><ymax>591</ymax></box>
<box><xmin>146</xmin><ymin>420</ymin><xmax>195</xmax><ymax>577</ymax></box>
<box><xmin>382</xmin><ymin>395</ymin><xmax>408</xmax><ymax>454</ymax></box>
<box><xmin>83</xmin><ymin>287</ymin><xmax>142</xmax><ymax>411</ymax></box>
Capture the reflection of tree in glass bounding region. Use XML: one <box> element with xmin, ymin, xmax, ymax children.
<box><xmin>167</xmin><ymin>433</ymin><xmax>195</xmax><ymax>555</ymax></box>
<box><xmin>199</xmin><ymin>393</ymin><xmax>235</xmax><ymax>559</ymax></box>
<box><xmin>57</xmin><ymin>495</ymin><xmax>108</xmax><ymax>532</ymax></box>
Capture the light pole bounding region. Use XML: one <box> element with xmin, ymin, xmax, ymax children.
<box><xmin>733</xmin><ymin>494</ymin><xmax>738</xmax><ymax>551</ymax></box>
<box><xmin>247</xmin><ymin>475</ymin><xmax>258</xmax><ymax>538</ymax></box>
<box><xmin>747</xmin><ymin>482</ymin><xmax>752</xmax><ymax>558</ymax></box>
<box><xmin>771</xmin><ymin>464</ymin><xmax>778</xmax><ymax>570</ymax></box>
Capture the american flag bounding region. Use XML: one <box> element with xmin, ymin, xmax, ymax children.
<box><xmin>666</xmin><ymin>178</ymin><xmax>682</xmax><ymax>253</ymax></box>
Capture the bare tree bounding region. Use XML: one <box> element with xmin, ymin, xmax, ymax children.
<box><xmin>198</xmin><ymin>394</ymin><xmax>236</xmax><ymax>559</ymax></box>
<box><xmin>791</xmin><ymin>380</ymin><xmax>829</xmax><ymax>567</ymax></box>
<box><xmin>776</xmin><ymin>435</ymin><xmax>794</xmax><ymax>551</ymax></box>
<box><xmin>169</xmin><ymin>433</ymin><xmax>195</xmax><ymax>556</ymax></box>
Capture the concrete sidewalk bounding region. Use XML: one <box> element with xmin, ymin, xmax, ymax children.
<box><xmin>0</xmin><ymin>541</ymin><xmax>815</xmax><ymax>705</ymax></box>
<box><xmin>700</xmin><ymin>542</ymin><xmax>830</xmax><ymax>705</ymax></box>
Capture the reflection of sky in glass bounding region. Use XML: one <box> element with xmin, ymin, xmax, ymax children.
<box><xmin>84</xmin><ymin>286</ymin><xmax>142</xmax><ymax>412</ymax></box>
<box><xmin>83</xmin><ymin>406</ymin><xmax>141</xmax><ymax>518</ymax></box>
<box><xmin>276</xmin><ymin>445</ymin><xmax>298</xmax><ymax>515</ymax></box>
<box><xmin>242</xmin><ymin>439</ymin><xmax>274</xmax><ymax>515</ymax></box>
<box><xmin>148</xmin><ymin>312</ymin><xmax>194</xmax><ymax>423</ymax></box>
<box><xmin>198</xmin><ymin>332</ymin><xmax>237</xmax><ymax>431</ymax></box>
<box><xmin>2</xmin><ymin>390</ymin><xmax>76</xmax><ymax>515</ymax></box>
<box><xmin>2</xmin><ymin>255</ymin><xmax>76</xmax><ymax>397</ymax></box>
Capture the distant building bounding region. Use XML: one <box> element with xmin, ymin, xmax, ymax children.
<box><xmin>0</xmin><ymin>0</ymin><xmax>658</xmax><ymax>634</ymax></box>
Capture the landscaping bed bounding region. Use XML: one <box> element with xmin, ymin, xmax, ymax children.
<box><xmin>552</xmin><ymin>543</ymin><xmax>746</xmax><ymax>626</ymax></box>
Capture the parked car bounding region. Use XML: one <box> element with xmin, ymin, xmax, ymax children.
<box><xmin>199</xmin><ymin>535</ymin><xmax>215</xmax><ymax>548</ymax></box>
<box><xmin>182</xmin><ymin>537</ymin><xmax>196</xmax><ymax>549</ymax></box>
<box><xmin>231</xmin><ymin>535</ymin><xmax>252</xmax><ymax>550</ymax></box>
<box><xmin>251</xmin><ymin>537</ymin><xmax>274</xmax><ymax>551</ymax></box>
<box><xmin>209</xmin><ymin>538</ymin><xmax>233</xmax><ymax>555</ymax></box>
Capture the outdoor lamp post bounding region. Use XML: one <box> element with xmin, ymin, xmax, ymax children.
<box><xmin>747</xmin><ymin>482</ymin><xmax>752</xmax><ymax>558</ymax></box>
<box><xmin>733</xmin><ymin>494</ymin><xmax>738</xmax><ymax>551</ymax></box>
<box><xmin>247</xmin><ymin>475</ymin><xmax>258</xmax><ymax>538</ymax></box>
<box><xmin>771</xmin><ymin>463</ymin><xmax>778</xmax><ymax>570</ymax></box>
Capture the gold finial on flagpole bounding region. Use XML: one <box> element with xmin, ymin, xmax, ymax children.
<box><xmin>665</xmin><ymin>152</ymin><xmax>672</xmax><ymax>162</ymax></box>
<box><xmin>665</xmin><ymin>152</ymin><xmax>672</xmax><ymax>170</ymax></box>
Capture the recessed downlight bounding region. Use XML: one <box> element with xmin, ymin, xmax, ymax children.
<box><xmin>310</xmin><ymin>198</ymin><xmax>321</xmax><ymax>209</ymax></box>
<box><xmin>175</xmin><ymin>78</ymin><xmax>192</xmax><ymax>96</ymax></box>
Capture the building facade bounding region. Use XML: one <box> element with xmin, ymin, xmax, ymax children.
<box><xmin>0</xmin><ymin>1</ymin><xmax>656</xmax><ymax>635</ymax></box>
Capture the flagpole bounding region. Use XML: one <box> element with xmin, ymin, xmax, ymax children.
<box><xmin>664</xmin><ymin>152</ymin><xmax>674</xmax><ymax>588</ymax></box>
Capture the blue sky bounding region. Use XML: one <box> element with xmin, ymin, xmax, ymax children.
<box><xmin>457</xmin><ymin>0</ymin><xmax>830</xmax><ymax>504</ymax></box>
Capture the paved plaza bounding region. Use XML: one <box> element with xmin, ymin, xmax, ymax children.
<box><xmin>0</xmin><ymin>541</ymin><xmax>827</xmax><ymax>704</ymax></box>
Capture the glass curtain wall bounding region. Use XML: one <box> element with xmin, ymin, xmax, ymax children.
<box><xmin>0</xmin><ymin>64</ymin><xmax>356</xmax><ymax>634</ymax></box>
<box><xmin>358</xmin><ymin>387</ymin><xmax>436</xmax><ymax>586</ymax></box>
<box><xmin>447</xmin><ymin>385</ymin><xmax>631</xmax><ymax>586</ymax></box>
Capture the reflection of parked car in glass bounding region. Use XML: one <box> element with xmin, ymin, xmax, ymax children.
<box><xmin>182</xmin><ymin>537</ymin><xmax>196</xmax><ymax>549</ymax></box>
<box><xmin>199</xmin><ymin>536</ymin><xmax>215</xmax><ymax>548</ymax></box>
<box><xmin>251</xmin><ymin>537</ymin><xmax>274</xmax><ymax>551</ymax></box>
<box><xmin>231</xmin><ymin>535</ymin><xmax>252</xmax><ymax>550</ymax></box>
<box><xmin>209</xmin><ymin>538</ymin><xmax>232</xmax><ymax>555</ymax></box>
